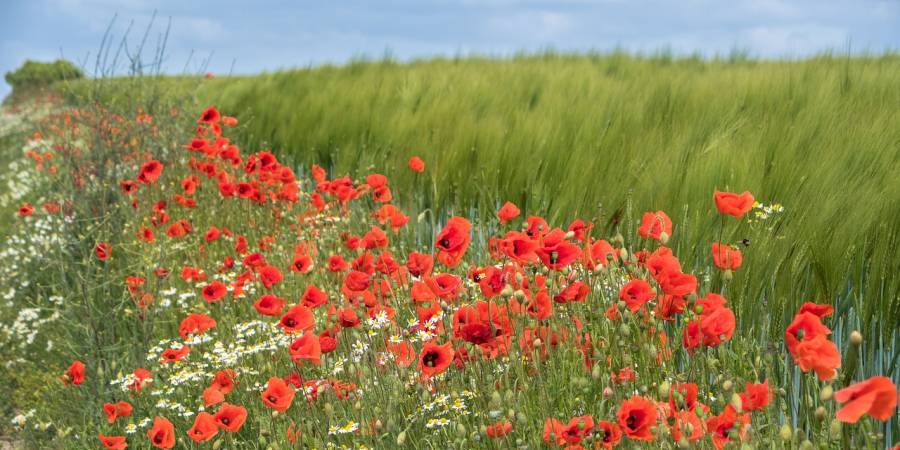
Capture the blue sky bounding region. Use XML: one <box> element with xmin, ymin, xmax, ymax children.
<box><xmin>1</xmin><ymin>0</ymin><xmax>898</xmax><ymax>98</ymax></box>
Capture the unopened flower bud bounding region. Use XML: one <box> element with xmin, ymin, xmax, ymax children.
<box><xmin>730</xmin><ymin>393</ymin><xmax>743</xmax><ymax>412</ymax></box>
<box><xmin>722</xmin><ymin>379</ymin><xmax>733</xmax><ymax>391</ymax></box>
<box><xmin>779</xmin><ymin>424</ymin><xmax>792</xmax><ymax>441</ymax></box>
<box><xmin>659</xmin><ymin>232</ymin><xmax>669</xmax><ymax>244</ymax></box>
<box><xmin>397</xmin><ymin>431</ymin><xmax>407</xmax><ymax>445</ymax></box>
<box><xmin>814</xmin><ymin>406</ymin><xmax>826</xmax><ymax>420</ymax></box>
<box><xmin>723</xmin><ymin>269</ymin><xmax>733</xmax><ymax>282</ymax></box>
<box><xmin>849</xmin><ymin>331</ymin><xmax>863</xmax><ymax>345</ymax></box>
<box><xmin>820</xmin><ymin>385</ymin><xmax>833</xmax><ymax>401</ymax></box>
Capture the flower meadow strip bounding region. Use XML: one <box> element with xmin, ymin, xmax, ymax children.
<box><xmin>1</xmin><ymin>101</ymin><xmax>897</xmax><ymax>449</ymax></box>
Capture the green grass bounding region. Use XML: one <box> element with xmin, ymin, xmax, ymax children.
<box><xmin>190</xmin><ymin>53</ymin><xmax>900</xmax><ymax>340</ymax></box>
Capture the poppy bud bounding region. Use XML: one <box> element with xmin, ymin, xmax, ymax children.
<box><xmin>779</xmin><ymin>424</ymin><xmax>792</xmax><ymax>441</ymax></box>
<box><xmin>501</xmin><ymin>286</ymin><xmax>514</xmax><ymax>297</ymax></box>
<box><xmin>514</xmin><ymin>290</ymin><xmax>526</xmax><ymax>300</ymax></box>
<box><xmin>819</xmin><ymin>385</ymin><xmax>833</xmax><ymax>401</ymax></box>
<box><xmin>458</xmin><ymin>424</ymin><xmax>468</xmax><ymax>436</ymax></box>
<box><xmin>564</xmin><ymin>231</ymin><xmax>576</xmax><ymax>240</ymax></box>
<box><xmin>814</xmin><ymin>406</ymin><xmax>826</xmax><ymax>420</ymax></box>
<box><xmin>619</xmin><ymin>248</ymin><xmax>629</xmax><ymax>260</ymax></box>
<box><xmin>591</xmin><ymin>364</ymin><xmax>602</xmax><ymax>380</ymax></box>
<box><xmin>658</xmin><ymin>381</ymin><xmax>671</xmax><ymax>399</ymax></box>
<box><xmin>678</xmin><ymin>438</ymin><xmax>690</xmax><ymax>449</ymax></box>
<box><xmin>722</xmin><ymin>379</ymin><xmax>733</xmax><ymax>391</ymax></box>
<box><xmin>730</xmin><ymin>393</ymin><xmax>743</xmax><ymax>412</ymax></box>
<box><xmin>723</xmin><ymin>269</ymin><xmax>733</xmax><ymax>282</ymax></box>
<box><xmin>258</xmin><ymin>436</ymin><xmax>268</xmax><ymax>446</ymax></box>
<box><xmin>612</xmin><ymin>233</ymin><xmax>624</xmax><ymax>246</ymax></box>
<box><xmin>491</xmin><ymin>391</ymin><xmax>502</xmax><ymax>406</ymax></box>
<box><xmin>396</xmin><ymin>431</ymin><xmax>407</xmax><ymax>445</ymax></box>
<box><xmin>533</xmin><ymin>338</ymin><xmax>542</xmax><ymax>348</ymax></box>
<box><xmin>659</xmin><ymin>232</ymin><xmax>669</xmax><ymax>244</ymax></box>
<box><xmin>603</xmin><ymin>387</ymin><xmax>613</xmax><ymax>397</ymax></box>
<box><xmin>799</xmin><ymin>440</ymin><xmax>814</xmax><ymax>450</ymax></box>
<box><xmin>849</xmin><ymin>331</ymin><xmax>863</xmax><ymax>345</ymax></box>
<box><xmin>212</xmin><ymin>439</ymin><xmax>223</xmax><ymax>450</ymax></box>
<box><xmin>829</xmin><ymin>419</ymin><xmax>841</xmax><ymax>437</ymax></box>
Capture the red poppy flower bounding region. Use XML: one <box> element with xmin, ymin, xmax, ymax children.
<box><xmin>254</xmin><ymin>294</ymin><xmax>286</xmax><ymax>316</ymax></box>
<box><xmin>657</xmin><ymin>271</ymin><xmax>697</xmax><ymax>297</ymax></box>
<box><xmin>638</xmin><ymin>210</ymin><xmax>672</xmax><ymax>241</ymax></box>
<box><xmin>406</xmin><ymin>252</ymin><xmax>434</xmax><ymax>278</ymax></box>
<box><xmin>187</xmin><ymin>411</ymin><xmax>218</xmax><ymax>443</ymax></box>
<box><xmin>199</xmin><ymin>106</ymin><xmax>221</xmax><ymax>123</ymax></box>
<box><xmin>617</xmin><ymin>395</ymin><xmax>657</xmax><ymax>441</ymax></box>
<box><xmin>714</xmin><ymin>190</ymin><xmax>754</xmax><ymax>217</ymax></box>
<box><xmin>793</xmin><ymin>334</ymin><xmax>841</xmax><ymax>380</ymax></box>
<box><xmin>289</xmin><ymin>331</ymin><xmax>322</xmax><ymax>365</ymax></box>
<box><xmin>300</xmin><ymin>285</ymin><xmax>328</xmax><ymax>308</ymax></box>
<box><xmin>138</xmin><ymin>160</ymin><xmax>164</xmax><ymax>184</ymax></box>
<box><xmin>279</xmin><ymin>305</ymin><xmax>315</xmax><ymax>334</ymax></box>
<box><xmin>784</xmin><ymin>311</ymin><xmax>831</xmax><ymax>356</ymax></box>
<box><xmin>711</xmin><ymin>243</ymin><xmax>743</xmax><ymax>270</ymax></box>
<box><xmin>619</xmin><ymin>279</ymin><xmax>656</xmax><ymax>312</ymax></box>
<box><xmin>17</xmin><ymin>203</ymin><xmax>34</xmax><ymax>217</ymax></box>
<box><xmin>178</xmin><ymin>313</ymin><xmax>217</xmax><ymax>339</ymax></box>
<box><xmin>670</xmin><ymin>410</ymin><xmax>704</xmax><ymax>443</ymax></box>
<box><xmin>261</xmin><ymin>376</ymin><xmax>295</xmax><ymax>412</ymax></box>
<box><xmin>497</xmin><ymin>201</ymin><xmax>521</xmax><ymax>224</ymax></box>
<box><xmin>535</xmin><ymin>228</ymin><xmax>582</xmax><ymax>270</ymax></box>
<box><xmin>418</xmin><ymin>341</ymin><xmax>454</xmax><ymax>378</ymax></box>
<box><xmin>201</xmin><ymin>281</ymin><xmax>228</xmax><ymax>303</ymax></box>
<box><xmin>64</xmin><ymin>360</ymin><xmax>85</xmax><ymax>385</ymax></box>
<box><xmin>499</xmin><ymin>231</ymin><xmax>540</xmax><ymax>264</ymax></box>
<box><xmin>834</xmin><ymin>376</ymin><xmax>897</xmax><ymax>423</ymax></box>
<box><xmin>147</xmin><ymin>416</ymin><xmax>175</xmax><ymax>449</ymax></box>
<box><xmin>669</xmin><ymin>382</ymin><xmax>699</xmax><ymax>412</ymax></box>
<box><xmin>560</xmin><ymin>415</ymin><xmax>594</xmax><ymax>444</ymax></box>
<box><xmin>259</xmin><ymin>265</ymin><xmax>283</xmax><ymax>288</ymax></box>
<box><xmin>425</xmin><ymin>273</ymin><xmax>462</xmax><ymax>300</ymax></box>
<box><xmin>707</xmin><ymin>405</ymin><xmax>749</xmax><ymax>450</ymax></box>
<box><xmin>98</xmin><ymin>434</ymin><xmax>127</xmax><ymax>450</ymax></box>
<box><xmin>587</xmin><ymin>239</ymin><xmax>618</xmax><ymax>268</ymax></box>
<box><xmin>408</xmin><ymin>156</ymin><xmax>425</xmax><ymax>173</ymax></box>
<box><xmin>485</xmin><ymin>420</ymin><xmax>512</xmax><ymax>438</ymax></box>
<box><xmin>739</xmin><ymin>380</ymin><xmax>772</xmax><ymax>411</ymax></box>
<box><xmin>160</xmin><ymin>345</ymin><xmax>190</xmax><ymax>363</ymax></box>
<box><xmin>797</xmin><ymin>302</ymin><xmax>833</xmax><ymax>318</ymax></box>
<box><xmin>435</xmin><ymin>217</ymin><xmax>471</xmax><ymax>268</ymax></box>
<box><xmin>699</xmin><ymin>306</ymin><xmax>735</xmax><ymax>346</ymax></box>
<box><xmin>213</xmin><ymin>403</ymin><xmax>247</xmax><ymax>432</ymax></box>
<box><xmin>595</xmin><ymin>420</ymin><xmax>622</xmax><ymax>448</ymax></box>
<box><xmin>290</xmin><ymin>254</ymin><xmax>314</xmax><ymax>274</ymax></box>
<box><xmin>327</xmin><ymin>255</ymin><xmax>348</xmax><ymax>272</ymax></box>
<box><xmin>95</xmin><ymin>242</ymin><xmax>111</xmax><ymax>261</ymax></box>
<box><xmin>102</xmin><ymin>401</ymin><xmax>133</xmax><ymax>424</ymax></box>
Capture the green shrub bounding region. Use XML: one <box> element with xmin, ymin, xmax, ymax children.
<box><xmin>4</xmin><ymin>59</ymin><xmax>84</xmax><ymax>93</ymax></box>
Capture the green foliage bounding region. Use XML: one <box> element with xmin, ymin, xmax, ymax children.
<box><xmin>193</xmin><ymin>53</ymin><xmax>900</xmax><ymax>340</ymax></box>
<box><xmin>5</xmin><ymin>59</ymin><xmax>84</xmax><ymax>93</ymax></box>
